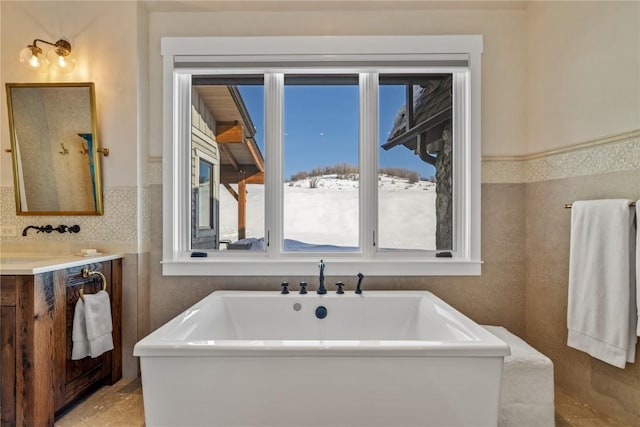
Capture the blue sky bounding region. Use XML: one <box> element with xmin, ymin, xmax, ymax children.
<box><xmin>238</xmin><ymin>84</ymin><xmax>437</xmax><ymax>180</ymax></box>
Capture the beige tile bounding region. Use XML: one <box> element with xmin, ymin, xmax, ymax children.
<box><xmin>55</xmin><ymin>378</ymin><xmax>145</xmax><ymax>427</ymax></box>
<box><xmin>55</xmin><ymin>379</ymin><xmax>628</xmax><ymax>427</ymax></box>
<box><xmin>554</xmin><ymin>387</ymin><xmax>635</xmax><ymax>426</ymax></box>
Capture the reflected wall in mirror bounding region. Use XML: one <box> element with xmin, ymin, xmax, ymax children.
<box><xmin>6</xmin><ymin>82</ymin><xmax>103</xmax><ymax>215</ymax></box>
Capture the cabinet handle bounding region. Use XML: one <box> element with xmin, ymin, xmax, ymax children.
<box><xmin>80</xmin><ymin>268</ymin><xmax>107</xmax><ymax>301</ymax></box>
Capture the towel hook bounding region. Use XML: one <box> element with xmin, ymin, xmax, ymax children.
<box><xmin>80</xmin><ymin>268</ymin><xmax>107</xmax><ymax>301</ymax></box>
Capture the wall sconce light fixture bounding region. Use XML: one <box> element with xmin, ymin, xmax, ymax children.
<box><xmin>19</xmin><ymin>38</ymin><xmax>76</xmax><ymax>73</ymax></box>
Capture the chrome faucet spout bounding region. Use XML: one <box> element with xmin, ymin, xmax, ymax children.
<box><xmin>317</xmin><ymin>260</ymin><xmax>327</xmax><ymax>294</ymax></box>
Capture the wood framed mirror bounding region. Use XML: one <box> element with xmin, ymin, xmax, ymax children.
<box><xmin>5</xmin><ymin>82</ymin><xmax>103</xmax><ymax>215</ymax></box>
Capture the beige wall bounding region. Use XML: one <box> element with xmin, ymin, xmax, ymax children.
<box><xmin>526</xmin><ymin>1</ymin><xmax>640</xmax><ymax>153</ymax></box>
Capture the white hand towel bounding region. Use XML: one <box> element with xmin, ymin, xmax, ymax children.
<box><xmin>83</xmin><ymin>290</ymin><xmax>114</xmax><ymax>358</ymax></box>
<box><xmin>71</xmin><ymin>298</ymin><xmax>90</xmax><ymax>360</ymax></box>
<box><xmin>567</xmin><ymin>199</ymin><xmax>637</xmax><ymax>368</ymax></box>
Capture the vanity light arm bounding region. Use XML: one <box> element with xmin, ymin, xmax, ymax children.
<box><xmin>97</xmin><ymin>147</ymin><xmax>110</xmax><ymax>157</ymax></box>
<box><xmin>32</xmin><ymin>38</ymin><xmax>72</xmax><ymax>56</ymax></box>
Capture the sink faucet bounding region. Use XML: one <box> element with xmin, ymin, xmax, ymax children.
<box><xmin>317</xmin><ymin>260</ymin><xmax>327</xmax><ymax>294</ymax></box>
<box><xmin>22</xmin><ymin>224</ymin><xmax>80</xmax><ymax>236</ymax></box>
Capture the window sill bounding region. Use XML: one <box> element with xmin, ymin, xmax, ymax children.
<box><xmin>161</xmin><ymin>257</ymin><xmax>482</xmax><ymax>276</ymax></box>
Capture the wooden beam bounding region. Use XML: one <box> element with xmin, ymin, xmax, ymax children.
<box><xmin>246</xmin><ymin>137</ymin><xmax>264</xmax><ymax>172</ymax></box>
<box><xmin>238</xmin><ymin>178</ymin><xmax>246</xmax><ymax>240</ymax></box>
<box><xmin>245</xmin><ymin>172</ymin><xmax>264</xmax><ymax>184</ymax></box>
<box><xmin>219</xmin><ymin>144</ymin><xmax>240</xmax><ymax>171</ymax></box>
<box><xmin>220</xmin><ymin>165</ymin><xmax>262</xmax><ymax>184</ymax></box>
<box><xmin>216</xmin><ymin>122</ymin><xmax>243</xmax><ymax>144</ymax></box>
<box><xmin>223</xmin><ymin>183</ymin><xmax>239</xmax><ymax>201</ymax></box>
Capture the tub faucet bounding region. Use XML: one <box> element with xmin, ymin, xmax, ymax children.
<box><xmin>355</xmin><ymin>272</ymin><xmax>364</xmax><ymax>294</ymax></box>
<box><xmin>317</xmin><ymin>260</ymin><xmax>327</xmax><ymax>294</ymax></box>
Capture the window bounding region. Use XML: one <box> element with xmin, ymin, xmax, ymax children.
<box><xmin>190</xmin><ymin>78</ymin><xmax>265</xmax><ymax>251</ymax></box>
<box><xmin>283</xmin><ymin>76</ymin><xmax>360</xmax><ymax>251</ymax></box>
<box><xmin>193</xmin><ymin>153</ymin><xmax>216</xmax><ymax>249</ymax></box>
<box><xmin>162</xmin><ymin>36</ymin><xmax>483</xmax><ymax>276</ymax></box>
<box><xmin>378</xmin><ymin>74</ymin><xmax>453</xmax><ymax>251</ymax></box>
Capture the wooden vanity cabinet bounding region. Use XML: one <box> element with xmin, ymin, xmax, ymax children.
<box><xmin>0</xmin><ymin>259</ymin><xmax>122</xmax><ymax>427</ymax></box>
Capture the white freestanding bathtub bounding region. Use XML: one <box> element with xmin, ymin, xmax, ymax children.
<box><xmin>134</xmin><ymin>291</ymin><xmax>509</xmax><ymax>427</ymax></box>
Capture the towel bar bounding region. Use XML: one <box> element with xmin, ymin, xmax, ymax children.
<box><xmin>565</xmin><ymin>202</ymin><xmax>636</xmax><ymax>208</ymax></box>
<box><xmin>80</xmin><ymin>268</ymin><xmax>107</xmax><ymax>301</ymax></box>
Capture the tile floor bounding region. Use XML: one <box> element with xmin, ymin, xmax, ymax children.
<box><xmin>55</xmin><ymin>379</ymin><xmax>629</xmax><ymax>427</ymax></box>
<box><xmin>55</xmin><ymin>379</ymin><xmax>145</xmax><ymax>427</ymax></box>
<box><xmin>553</xmin><ymin>388</ymin><xmax>633</xmax><ymax>427</ymax></box>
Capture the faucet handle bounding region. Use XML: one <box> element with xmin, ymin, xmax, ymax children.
<box><xmin>336</xmin><ymin>281</ymin><xmax>344</xmax><ymax>294</ymax></box>
<box><xmin>281</xmin><ymin>281</ymin><xmax>289</xmax><ymax>294</ymax></box>
<box><xmin>299</xmin><ymin>281</ymin><xmax>307</xmax><ymax>294</ymax></box>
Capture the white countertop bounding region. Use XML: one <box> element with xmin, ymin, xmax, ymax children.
<box><xmin>0</xmin><ymin>253</ymin><xmax>124</xmax><ymax>275</ymax></box>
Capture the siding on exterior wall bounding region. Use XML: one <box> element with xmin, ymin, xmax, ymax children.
<box><xmin>191</xmin><ymin>88</ymin><xmax>220</xmax><ymax>249</ymax></box>
<box><xmin>191</xmin><ymin>88</ymin><xmax>219</xmax><ymax>188</ymax></box>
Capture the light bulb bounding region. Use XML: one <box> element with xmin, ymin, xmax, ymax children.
<box><xmin>19</xmin><ymin>45</ymin><xmax>48</xmax><ymax>73</ymax></box>
<box><xmin>30</xmin><ymin>54</ymin><xmax>40</xmax><ymax>67</ymax></box>
<box><xmin>46</xmin><ymin>50</ymin><xmax>76</xmax><ymax>73</ymax></box>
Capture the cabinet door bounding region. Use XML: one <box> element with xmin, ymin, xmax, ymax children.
<box><xmin>61</xmin><ymin>262</ymin><xmax>112</xmax><ymax>406</ymax></box>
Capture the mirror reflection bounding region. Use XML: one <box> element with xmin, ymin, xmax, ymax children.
<box><xmin>6</xmin><ymin>83</ymin><xmax>103</xmax><ymax>215</ymax></box>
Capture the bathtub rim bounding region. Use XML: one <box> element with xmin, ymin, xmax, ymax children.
<box><xmin>134</xmin><ymin>290</ymin><xmax>510</xmax><ymax>358</ymax></box>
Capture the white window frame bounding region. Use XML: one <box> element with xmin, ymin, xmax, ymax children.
<box><xmin>161</xmin><ymin>36</ymin><xmax>483</xmax><ymax>276</ymax></box>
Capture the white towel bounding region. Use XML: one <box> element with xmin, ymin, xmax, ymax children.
<box><xmin>72</xmin><ymin>298</ymin><xmax>90</xmax><ymax>360</ymax></box>
<box><xmin>71</xmin><ymin>290</ymin><xmax>114</xmax><ymax>360</ymax></box>
<box><xmin>567</xmin><ymin>199</ymin><xmax>637</xmax><ymax>368</ymax></box>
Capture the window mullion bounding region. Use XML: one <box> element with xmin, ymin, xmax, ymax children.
<box><xmin>453</xmin><ymin>71</ymin><xmax>469</xmax><ymax>259</ymax></box>
<box><xmin>264</xmin><ymin>72</ymin><xmax>284</xmax><ymax>257</ymax></box>
<box><xmin>175</xmin><ymin>72</ymin><xmax>192</xmax><ymax>255</ymax></box>
<box><xmin>359</xmin><ymin>72</ymin><xmax>378</xmax><ymax>258</ymax></box>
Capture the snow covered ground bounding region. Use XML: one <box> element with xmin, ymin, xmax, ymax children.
<box><xmin>219</xmin><ymin>175</ymin><xmax>437</xmax><ymax>250</ymax></box>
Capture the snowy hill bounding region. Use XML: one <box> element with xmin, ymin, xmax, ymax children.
<box><xmin>219</xmin><ymin>175</ymin><xmax>436</xmax><ymax>250</ymax></box>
